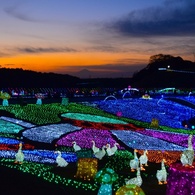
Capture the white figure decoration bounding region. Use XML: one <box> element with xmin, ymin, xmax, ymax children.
<box><xmin>156</xmin><ymin>159</ymin><xmax>167</xmax><ymax>185</ymax></box>
<box><xmin>91</xmin><ymin>140</ymin><xmax>100</xmax><ymax>154</ymax></box>
<box><xmin>180</xmin><ymin>134</ymin><xmax>194</xmax><ymax>167</ymax></box>
<box><xmin>130</xmin><ymin>149</ymin><xmax>139</xmax><ymax>172</ymax></box>
<box><xmin>125</xmin><ymin>167</ymin><xmax>142</xmax><ymax>187</ymax></box>
<box><xmin>55</xmin><ymin>151</ymin><xmax>68</xmax><ymax>167</ymax></box>
<box><xmin>14</xmin><ymin>142</ymin><xmax>24</xmax><ymax>164</ymax></box>
<box><xmin>72</xmin><ymin>141</ymin><xmax>81</xmax><ymax>152</ymax></box>
<box><xmin>106</xmin><ymin>143</ymin><xmax>119</xmax><ymax>156</ymax></box>
<box><xmin>94</xmin><ymin>145</ymin><xmax>106</xmax><ymax>160</ymax></box>
<box><xmin>139</xmin><ymin>150</ymin><xmax>148</xmax><ymax>171</ymax></box>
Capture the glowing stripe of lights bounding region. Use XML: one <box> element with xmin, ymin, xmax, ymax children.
<box><xmin>0</xmin><ymin>119</ymin><xmax>24</xmax><ymax>134</ymax></box>
<box><xmin>111</xmin><ymin>130</ymin><xmax>185</xmax><ymax>151</ymax></box>
<box><xmin>139</xmin><ymin>129</ymin><xmax>192</xmax><ymax>148</ymax></box>
<box><xmin>0</xmin><ymin>149</ymin><xmax>77</xmax><ymax>164</ymax></box>
<box><xmin>137</xmin><ymin>150</ymin><xmax>182</xmax><ymax>165</ymax></box>
<box><xmin>0</xmin><ymin>137</ymin><xmax>21</xmax><ymax>144</ymax></box>
<box><xmin>22</xmin><ymin>123</ymin><xmax>81</xmax><ymax>143</ymax></box>
<box><xmin>0</xmin><ymin>116</ymin><xmax>35</xmax><ymax>127</ymax></box>
<box><xmin>61</xmin><ymin>113</ymin><xmax>128</xmax><ymax>124</ymax></box>
<box><xmin>0</xmin><ymin>143</ymin><xmax>34</xmax><ymax>150</ymax></box>
<box><xmin>62</xmin><ymin>117</ymin><xmax>143</xmax><ymax>130</ymax></box>
<box><xmin>57</xmin><ymin>128</ymin><xmax>120</xmax><ymax>149</ymax></box>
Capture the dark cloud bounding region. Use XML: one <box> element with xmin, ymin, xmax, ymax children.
<box><xmin>0</xmin><ymin>51</ymin><xmax>13</xmax><ymax>58</ymax></box>
<box><xmin>4</xmin><ymin>64</ymin><xmax>16</xmax><ymax>67</ymax></box>
<box><xmin>4</xmin><ymin>4</ymin><xmax>39</xmax><ymax>22</ymax></box>
<box><xmin>107</xmin><ymin>0</ymin><xmax>195</xmax><ymax>37</ymax></box>
<box><xmin>16</xmin><ymin>47</ymin><xmax>77</xmax><ymax>54</ymax></box>
<box><xmin>0</xmin><ymin>52</ymin><xmax>7</xmax><ymax>57</ymax></box>
<box><xmin>87</xmin><ymin>45</ymin><xmax>123</xmax><ymax>53</ymax></box>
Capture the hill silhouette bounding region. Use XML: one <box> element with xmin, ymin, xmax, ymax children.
<box><xmin>131</xmin><ymin>54</ymin><xmax>195</xmax><ymax>88</ymax></box>
<box><xmin>0</xmin><ymin>68</ymin><xmax>131</xmax><ymax>89</ymax></box>
<box><xmin>0</xmin><ymin>68</ymin><xmax>81</xmax><ymax>88</ymax></box>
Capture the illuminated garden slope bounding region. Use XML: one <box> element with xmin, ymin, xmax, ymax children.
<box><xmin>0</xmin><ymin>96</ymin><xmax>194</xmax><ymax>195</ymax></box>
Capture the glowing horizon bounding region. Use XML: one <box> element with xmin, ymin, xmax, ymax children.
<box><xmin>0</xmin><ymin>0</ymin><xmax>194</xmax><ymax>78</ymax></box>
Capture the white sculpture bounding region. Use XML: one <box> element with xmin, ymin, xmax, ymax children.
<box><xmin>156</xmin><ymin>159</ymin><xmax>167</xmax><ymax>185</ymax></box>
<box><xmin>91</xmin><ymin>140</ymin><xmax>100</xmax><ymax>154</ymax></box>
<box><xmin>125</xmin><ymin>167</ymin><xmax>142</xmax><ymax>187</ymax></box>
<box><xmin>55</xmin><ymin>151</ymin><xmax>68</xmax><ymax>167</ymax></box>
<box><xmin>94</xmin><ymin>145</ymin><xmax>106</xmax><ymax>160</ymax></box>
<box><xmin>14</xmin><ymin>142</ymin><xmax>24</xmax><ymax>164</ymax></box>
<box><xmin>72</xmin><ymin>141</ymin><xmax>81</xmax><ymax>152</ymax></box>
<box><xmin>130</xmin><ymin>149</ymin><xmax>139</xmax><ymax>172</ymax></box>
<box><xmin>139</xmin><ymin>150</ymin><xmax>148</xmax><ymax>171</ymax></box>
<box><xmin>180</xmin><ymin>134</ymin><xmax>194</xmax><ymax>167</ymax></box>
<box><xmin>106</xmin><ymin>143</ymin><xmax>119</xmax><ymax>156</ymax></box>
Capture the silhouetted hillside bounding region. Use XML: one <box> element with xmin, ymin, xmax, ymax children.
<box><xmin>131</xmin><ymin>54</ymin><xmax>195</xmax><ymax>88</ymax></box>
<box><xmin>0</xmin><ymin>68</ymin><xmax>81</xmax><ymax>88</ymax></box>
<box><xmin>0</xmin><ymin>68</ymin><xmax>132</xmax><ymax>89</ymax></box>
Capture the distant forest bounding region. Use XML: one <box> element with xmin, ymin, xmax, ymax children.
<box><xmin>1</xmin><ymin>54</ymin><xmax>195</xmax><ymax>89</ymax></box>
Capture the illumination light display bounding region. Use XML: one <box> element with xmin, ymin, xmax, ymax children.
<box><xmin>94</xmin><ymin>97</ymin><xmax>195</xmax><ymax>129</ymax></box>
<box><xmin>57</xmin><ymin>128</ymin><xmax>124</xmax><ymax>149</ymax></box>
<box><xmin>0</xmin><ymin>91</ymin><xmax>11</xmax><ymax>106</ymax></box>
<box><xmin>75</xmin><ymin>158</ymin><xmax>98</xmax><ymax>181</ymax></box>
<box><xmin>0</xmin><ymin>119</ymin><xmax>24</xmax><ymax>134</ymax></box>
<box><xmin>61</xmin><ymin>113</ymin><xmax>128</xmax><ymax>124</ymax></box>
<box><xmin>0</xmin><ymin>95</ymin><xmax>195</xmax><ymax>194</ymax></box>
<box><xmin>95</xmin><ymin>168</ymin><xmax>118</xmax><ymax>195</ymax></box>
<box><xmin>0</xmin><ymin>116</ymin><xmax>35</xmax><ymax>128</ymax></box>
<box><xmin>166</xmin><ymin>162</ymin><xmax>195</xmax><ymax>195</ymax></box>
<box><xmin>116</xmin><ymin>184</ymin><xmax>145</xmax><ymax>195</ymax></box>
<box><xmin>22</xmin><ymin>124</ymin><xmax>81</xmax><ymax>143</ymax></box>
<box><xmin>111</xmin><ymin>130</ymin><xmax>185</xmax><ymax>151</ymax></box>
<box><xmin>0</xmin><ymin>149</ymin><xmax>77</xmax><ymax>165</ymax></box>
<box><xmin>35</xmin><ymin>93</ymin><xmax>44</xmax><ymax>105</ymax></box>
<box><xmin>138</xmin><ymin>129</ymin><xmax>194</xmax><ymax>148</ymax></box>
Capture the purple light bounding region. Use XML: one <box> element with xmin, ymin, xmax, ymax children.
<box><xmin>166</xmin><ymin>162</ymin><xmax>195</xmax><ymax>195</ymax></box>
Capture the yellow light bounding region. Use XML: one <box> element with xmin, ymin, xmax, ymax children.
<box><xmin>75</xmin><ymin>158</ymin><xmax>98</xmax><ymax>181</ymax></box>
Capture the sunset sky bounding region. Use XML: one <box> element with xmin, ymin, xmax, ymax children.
<box><xmin>0</xmin><ymin>0</ymin><xmax>195</xmax><ymax>78</ymax></box>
